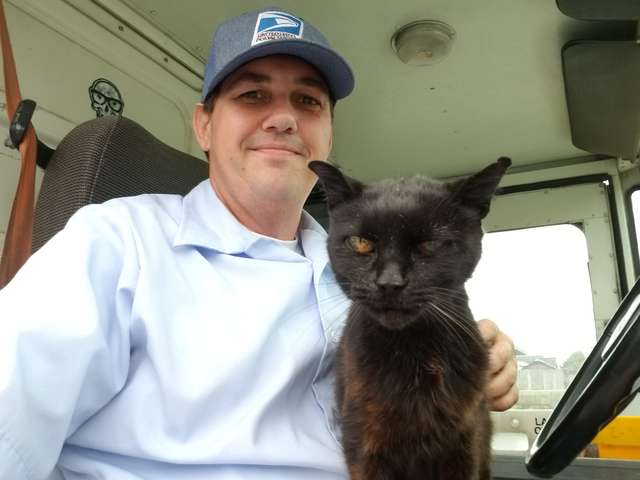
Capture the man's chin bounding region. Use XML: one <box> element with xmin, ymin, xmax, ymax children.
<box><xmin>247</xmin><ymin>167</ymin><xmax>315</xmax><ymax>198</ymax></box>
<box><xmin>249</xmin><ymin>176</ymin><xmax>312</xmax><ymax>204</ymax></box>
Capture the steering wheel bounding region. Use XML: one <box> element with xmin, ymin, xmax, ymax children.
<box><xmin>526</xmin><ymin>276</ymin><xmax>640</xmax><ymax>477</ymax></box>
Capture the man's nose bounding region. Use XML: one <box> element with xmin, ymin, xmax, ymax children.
<box><xmin>262</xmin><ymin>101</ymin><xmax>298</xmax><ymax>134</ymax></box>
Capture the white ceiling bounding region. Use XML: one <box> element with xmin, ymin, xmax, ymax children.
<box><xmin>121</xmin><ymin>0</ymin><xmax>633</xmax><ymax>181</ymax></box>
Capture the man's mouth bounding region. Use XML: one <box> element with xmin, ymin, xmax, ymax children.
<box><xmin>250</xmin><ymin>143</ymin><xmax>303</xmax><ymax>156</ymax></box>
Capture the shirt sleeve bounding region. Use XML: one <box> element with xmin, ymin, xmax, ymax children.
<box><xmin>0</xmin><ymin>204</ymin><xmax>137</xmax><ymax>480</ymax></box>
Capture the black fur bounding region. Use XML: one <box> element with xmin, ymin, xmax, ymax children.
<box><xmin>309</xmin><ymin>158</ymin><xmax>510</xmax><ymax>480</ymax></box>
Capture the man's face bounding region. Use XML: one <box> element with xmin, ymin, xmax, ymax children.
<box><xmin>195</xmin><ymin>55</ymin><xmax>333</xmax><ymax>207</ymax></box>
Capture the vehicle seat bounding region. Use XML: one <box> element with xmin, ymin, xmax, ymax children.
<box><xmin>32</xmin><ymin>115</ymin><xmax>208</xmax><ymax>252</ymax></box>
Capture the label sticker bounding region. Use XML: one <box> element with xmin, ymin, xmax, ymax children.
<box><xmin>252</xmin><ymin>11</ymin><xmax>304</xmax><ymax>46</ymax></box>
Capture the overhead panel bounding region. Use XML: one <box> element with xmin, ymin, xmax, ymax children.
<box><xmin>562</xmin><ymin>41</ymin><xmax>640</xmax><ymax>160</ymax></box>
<box><xmin>557</xmin><ymin>0</ymin><xmax>640</xmax><ymax>20</ymax></box>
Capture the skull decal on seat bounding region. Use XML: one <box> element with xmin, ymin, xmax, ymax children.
<box><xmin>88</xmin><ymin>78</ymin><xmax>124</xmax><ymax>117</ymax></box>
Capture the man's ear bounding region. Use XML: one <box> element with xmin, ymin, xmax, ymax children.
<box><xmin>192</xmin><ymin>103</ymin><xmax>212</xmax><ymax>152</ymax></box>
<box><xmin>308</xmin><ymin>161</ymin><xmax>364</xmax><ymax>208</ymax></box>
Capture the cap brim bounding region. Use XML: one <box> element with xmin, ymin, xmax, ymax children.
<box><xmin>201</xmin><ymin>40</ymin><xmax>354</xmax><ymax>102</ymax></box>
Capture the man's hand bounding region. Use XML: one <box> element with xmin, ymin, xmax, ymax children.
<box><xmin>477</xmin><ymin>318</ymin><xmax>519</xmax><ymax>411</ymax></box>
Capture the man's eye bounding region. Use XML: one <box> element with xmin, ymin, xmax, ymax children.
<box><xmin>239</xmin><ymin>90</ymin><xmax>267</xmax><ymax>102</ymax></box>
<box><xmin>298</xmin><ymin>94</ymin><xmax>322</xmax><ymax>109</ymax></box>
<box><xmin>346</xmin><ymin>236</ymin><xmax>375</xmax><ymax>254</ymax></box>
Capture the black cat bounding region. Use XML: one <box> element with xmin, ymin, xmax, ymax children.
<box><xmin>308</xmin><ymin>158</ymin><xmax>511</xmax><ymax>480</ymax></box>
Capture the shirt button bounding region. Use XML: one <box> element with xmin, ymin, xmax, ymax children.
<box><xmin>331</xmin><ymin>329</ymin><xmax>342</xmax><ymax>343</ymax></box>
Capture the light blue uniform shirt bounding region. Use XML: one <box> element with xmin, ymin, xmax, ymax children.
<box><xmin>0</xmin><ymin>180</ymin><xmax>349</xmax><ymax>479</ymax></box>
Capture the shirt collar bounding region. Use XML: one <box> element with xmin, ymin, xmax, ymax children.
<box><xmin>173</xmin><ymin>180</ymin><xmax>330</xmax><ymax>266</ymax></box>
<box><xmin>174</xmin><ymin>180</ymin><xmax>257</xmax><ymax>254</ymax></box>
<box><xmin>298</xmin><ymin>211</ymin><xmax>330</xmax><ymax>268</ymax></box>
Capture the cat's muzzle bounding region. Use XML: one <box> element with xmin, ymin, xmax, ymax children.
<box><xmin>365</xmin><ymin>304</ymin><xmax>418</xmax><ymax>330</ymax></box>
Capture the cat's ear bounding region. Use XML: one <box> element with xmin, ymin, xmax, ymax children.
<box><xmin>308</xmin><ymin>161</ymin><xmax>364</xmax><ymax>208</ymax></box>
<box><xmin>449</xmin><ymin>157</ymin><xmax>511</xmax><ymax>218</ymax></box>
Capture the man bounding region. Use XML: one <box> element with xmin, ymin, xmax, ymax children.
<box><xmin>0</xmin><ymin>8</ymin><xmax>517</xmax><ymax>479</ymax></box>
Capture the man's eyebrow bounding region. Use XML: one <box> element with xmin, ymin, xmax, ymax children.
<box><xmin>223</xmin><ymin>72</ymin><xmax>270</xmax><ymax>90</ymax></box>
<box><xmin>297</xmin><ymin>76</ymin><xmax>329</xmax><ymax>94</ymax></box>
<box><xmin>223</xmin><ymin>71</ymin><xmax>329</xmax><ymax>94</ymax></box>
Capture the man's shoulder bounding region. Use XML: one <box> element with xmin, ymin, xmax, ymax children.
<box><xmin>78</xmin><ymin>193</ymin><xmax>184</xmax><ymax>221</ymax></box>
<box><xmin>99</xmin><ymin>191</ymin><xmax>185</xmax><ymax>221</ymax></box>
<box><xmin>66</xmin><ymin>191</ymin><xmax>188</xmax><ymax>245</ymax></box>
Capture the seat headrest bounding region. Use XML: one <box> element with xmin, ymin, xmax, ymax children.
<box><xmin>33</xmin><ymin>115</ymin><xmax>208</xmax><ymax>251</ymax></box>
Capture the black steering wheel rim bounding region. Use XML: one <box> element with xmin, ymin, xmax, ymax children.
<box><xmin>526</xmin><ymin>276</ymin><xmax>640</xmax><ymax>477</ymax></box>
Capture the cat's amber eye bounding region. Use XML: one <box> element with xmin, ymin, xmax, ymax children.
<box><xmin>346</xmin><ymin>236</ymin><xmax>375</xmax><ymax>254</ymax></box>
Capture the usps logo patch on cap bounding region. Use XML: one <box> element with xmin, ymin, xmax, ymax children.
<box><xmin>252</xmin><ymin>11</ymin><xmax>304</xmax><ymax>46</ymax></box>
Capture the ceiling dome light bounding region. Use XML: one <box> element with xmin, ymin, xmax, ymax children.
<box><xmin>391</xmin><ymin>20</ymin><xmax>456</xmax><ymax>66</ymax></box>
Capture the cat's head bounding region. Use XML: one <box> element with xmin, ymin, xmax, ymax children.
<box><xmin>308</xmin><ymin>158</ymin><xmax>511</xmax><ymax>330</ymax></box>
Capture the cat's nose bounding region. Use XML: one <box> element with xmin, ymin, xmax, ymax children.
<box><xmin>376</xmin><ymin>262</ymin><xmax>407</xmax><ymax>293</ymax></box>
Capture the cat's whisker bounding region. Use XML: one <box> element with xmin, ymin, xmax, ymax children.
<box><xmin>315</xmin><ymin>293</ymin><xmax>352</xmax><ymax>305</ymax></box>
<box><xmin>433</xmin><ymin>300</ymin><xmax>485</xmax><ymax>349</ymax></box>
<box><xmin>426</xmin><ymin>297</ymin><xmax>476</xmax><ymax>337</ymax></box>
<box><xmin>426</xmin><ymin>306</ymin><xmax>461</xmax><ymax>347</ymax></box>
<box><xmin>400</xmin><ymin>287</ymin><xmax>469</xmax><ymax>305</ymax></box>
<box><xmin>289</xmin><ymin>308</ymin><xmax>350</xmax><ymax>347</ymax></box>
<box><xmin>335</xmin><ymin>304</ymin><xmax>368</xmax><ymax>342</ymax></box>
<box><xmin>434</xmin><ymin>300</ymin><xmax>475</xmax><ymax>335</ymax></box>
<box><xmin>423</xmin><ymin>285</ymin><xmax>467</xmax><ymax>295</ymax></box>
<box><xmin>322</xmin><ymin>302</ymin><xmax>353</xmax><ymax>328</ymax></box>
<box><xmin>274</xmin><ymin>293</ymin><xmax>349</xmax><ymax>326</ymax></box>
<box><xmin>318</xmin><ymin>279</ymin><xmax>352</xmax><ymax>287</ymax></box>
<box><xmin>269</xmin><ymin>291</ymin><xmax>352</xmax><ymax>346</ymax></box>
<box><xmin>427</xmin><ymin>302</ymin><xmax>468</xmax><ymax>347</ymax></box>
<box><xmin>313</xmin><ymin>298</ymin><xmax>353</xmax><ymax>328</ymax></box>
<box><xmin>349</xmin><ymin>289</ymin><xmax>375</xmax><ymax>303</ymax></box>
<box><xmin>421</xmin><ymin>286</ymin><xmax>469</xmax><ymax>301</ymax></box>
<box><xmin>435</xmin><ymin>297</ymin><xmax>474</xmax><ymax>324</ymax></box>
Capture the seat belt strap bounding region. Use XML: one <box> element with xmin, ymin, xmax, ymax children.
<box><xmin>0</xmin><ymin>0</ymin><xmax>38</xmax><ymax>289</ymax></box>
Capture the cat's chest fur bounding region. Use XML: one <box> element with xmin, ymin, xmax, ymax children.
<box><xmin>337</xmin><ymin>309</ymin><xmax>487</xmax><ymax>448</ymax></box>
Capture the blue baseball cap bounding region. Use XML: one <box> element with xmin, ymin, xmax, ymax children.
<box><xmin>201</xmin><ymin>9</ymin><xmax>355</xmax><ymax>102</ymax></box>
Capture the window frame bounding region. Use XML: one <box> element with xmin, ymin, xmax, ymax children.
<box><xmin>497</xmin><ymin>174</ymin><xmax>627</xmax><ymax>296</ymax></box>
